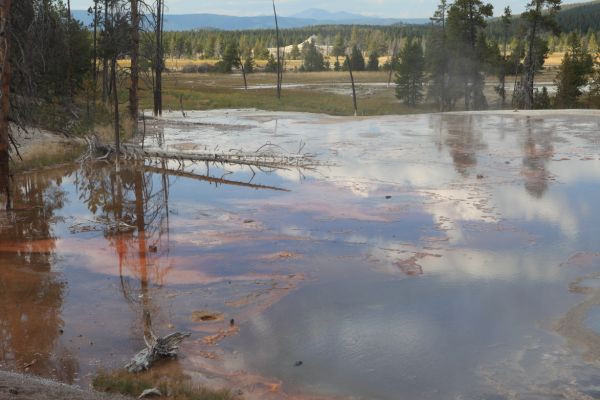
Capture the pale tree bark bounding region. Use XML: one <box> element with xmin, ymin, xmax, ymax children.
<box><xmin>346</xmin><ymin>55</ymin><xmax>358</xmax><ymax>116</ymax></box>
<box><xmin>0</xmin><ymin>0</ymin><xmax>11</xmax><ymax>207</ymax></box>
<box><xmin>130</xmin><ymin>0</ymin><xmax>140</xmax><ymax>131</ymax></box>
<box><xmin>272</xmin><ymin>0</ymin><xmax>282</xmax><ymax>99</ymax></box>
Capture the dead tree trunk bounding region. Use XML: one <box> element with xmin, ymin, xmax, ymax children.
<box><xmin>66</xmin><ymin>0</ymin><xmax>73</xmax><ymax>99</ymax></box>
<box><xmin>102</xmin><ymin>0</ymin><xmax>109</xmax><ymax>103</ymax></box>
<box><xmin>0</xmin><ymin>0</ymin><xmax>11</xmax><ymax>207</ymax></box>
<box><xmin>92</xmin><ymin>0</ymin><xmax>99</xmax><ymax>107</ymax></box>
<box><xmin>153</xmin><ymin>0</ymin><xmax>164</xmax><ymax>117</ymax></box>
<box><xmin>130</xmin><ymin>0</ymin><xmax>140</xmax><ymax>131</ymax></box>
<box><xmin>112</xmin><ymin>58</ymin><xmax>120</xmax><ymax>156</ymax></box>
<box><xmin>387</xmin><ymin>38</ymin><xmax>398</xmax><ymax>87</ymax></box>
<box><xmin>272</xmin><ymin>0</ymin><xmax>282</xmax><ymax>99</ymax></box>
<box><xmin>239</xmin><ymin>56</ymin><xmax>248</xmax><ymax>90</ymax></box>
<box><xmin>346</xmin><ymin>55</ymin><xmax>358</xmax><ymax>116</ymax></box>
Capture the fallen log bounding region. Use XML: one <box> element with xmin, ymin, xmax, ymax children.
<box><xmin>90</xmin><ymin>138</ymin><xmax>320</xmax><ymax>170</ymax></box>
<box><xmin>125</xmin><ymin>332</ymin><xmax>191</xmax><ymax>373</ymax></box>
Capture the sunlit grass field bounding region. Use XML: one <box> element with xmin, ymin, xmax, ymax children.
<box><xmin>122</xmin><ymin>52</ymin><xmax>565</xmax><ymax>117</ymax></box>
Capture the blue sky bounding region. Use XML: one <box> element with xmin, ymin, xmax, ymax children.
<box><xmin>70</xmin><ymin>0</ymin><xmax>582</xmax><ymax>18</ymax></box>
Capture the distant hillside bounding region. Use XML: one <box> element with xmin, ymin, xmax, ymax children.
<box><xmin>71</xmin><ymin>9</ymin><xmax>428</xmax><ymax>31</ymax></box>
<box><xmin>486</xmin><ymin>0</ymin><xmax>600</xmax><ymax>38</ymax></box>
<box><xmin>555</xmin><ymin>0</ymin><xmax>600</xmax><ymax>32</ymax></box>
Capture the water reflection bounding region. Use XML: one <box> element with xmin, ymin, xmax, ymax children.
<box><xmin>0</xmin><ymin>170</ymin><xmax>77</xmax><ymax>382</ymax></box>
<box><xmin>521</xmin><ymin>117</ymin><xmax>554</xmax><ymax>199</ymax></box>
<box><xmin>77</xmin><ymin>161</ymin><xmax>172</xmax><ymax>344</ymax></box>
<box><xmin>443</xmin><ymin>115</ymin><xmax>487</xmax><ymax>177</ymax></box>
<box><xmin>1</xmin><ymin>111</ymin><xmax>599</xmax><ymax>399</ymax></box>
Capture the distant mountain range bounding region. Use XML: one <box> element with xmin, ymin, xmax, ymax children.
<box><xmin>71</xmin><ymin>8</ymin><xmax>429</xmax><ymax>31</ymax></box>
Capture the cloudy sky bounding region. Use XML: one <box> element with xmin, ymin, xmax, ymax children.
<box><xmin>69</xmin><ymin>0</ymin><xmax>581</xmax><ymax>18</ymax></box>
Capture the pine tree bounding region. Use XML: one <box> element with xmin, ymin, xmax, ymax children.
<box><xmin>522</xmin><ymin>0</ymin><xmax>562</xmax><ymax>109</ymax></box>
<box><xmin>555</xmin><ymin>32</ymin><xmax>594</xmax><ymax>107</ymax></box>
<box><xmin>395</xmin><ymin>39</ymin><xmax>425</xmax><ymax>107</ymax></box>
<box><xmin>366</xmin><ymin>51</ymin><xmax>379</xmax><ymax>71</ymax></box>
<box><xmin>290</xmin><ymin>44</ymin><xmax>300</xmax><ymax>60</ymax></box>
<box><xmin>244</xmin><ymin>56</ymin><xmax>255</xmax><ymax>73</ymax></box>
<box><xmin>427</xmin><ymin>0</ymin><xmax>451</xmax><ymax>110</ymax></box>
<box><xmin>447</xmin><ymin>0</ymin><xmax>494</xmax><ymax>110</ymax></box>
<box><xmin>265</xmin><ymin>54</ymin><xmax>278</xmax><ymax>73</ymax></box>
<box><xmin>301</xmin><ymin>40</ymin><xmax>326</xmax><ymax>72</ymax></box>
<box><xmin>343</xmin><ymin>45</ymin><xmax>365</xmax><ymax>71</ymax></box>
<box><xmin>217</xmin><ymin>41</ymin><xmax>240</xmax><ymax>73</ymax></box>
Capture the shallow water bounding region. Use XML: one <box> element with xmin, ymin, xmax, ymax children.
<box><xmin>1</xmin><ymin>109</ymin><xmax>600</xmax><ymax>399</ymax></box>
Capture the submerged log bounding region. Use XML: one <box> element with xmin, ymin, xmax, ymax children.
<box><xmin>125</xmin><ymin>332</ymin><xmax>191</xmax><ymax>373</ymax></box>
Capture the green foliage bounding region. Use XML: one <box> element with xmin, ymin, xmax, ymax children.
<box><xmin>534</xmin><ymin>86</ymin><xmax>552</xmax><ymax>109</ymax></box>
<box><xmin>446</xmin><ymin>0</ymin><xmax>494</xmax><ymax>110</ymax></box>
<box><xmin>243</xmin><ymin>56</ymin><xmax>255</xmax><ymax>73</ymax></box>
<box><xmin>265</xmin><ymin>54</ymin><xmax>279</xmax><ymax>73</ymax></box>
<box><xmin>555</xmin><ymin>33</ymin><xmax>594</xmax><ymax>107</ymax></box>
<box><xmin>160</xmin><ymin>25</ymin><xmax>425</xmax><ymax>61</ymax></box>
<box><xmin>395</xmin><ymin>39</ymin><xmax>425</xmax><ymax>107</ymax></box>
<box><xmin>590</xmin><ymin>52</ymin><xmax>600</xmax><ymax>100</ymax></box>
<box><xmin>343</xmin><ymin>45</ymin><xmax>366</xmax><ymax>71</ymax></box>
<box><xmin>332</xmin><ymin>33</ymin><xmax>346</xmax><ymax>58</ymax></box>
<box><xmin>290</xmin><ymin>44</ymin><xmax>301</xmax><ymax>60</ymax></box>
<box><xmin>216</xmin><ymin>41</ymin><xmax>241</xmax><ymax>73</ymax></box>
<box><xmin>12</xmin><ymin>0</ymin><xmax>92</xmax><ymax>100</ymax></box>
<box><xmin>301</xmin><ymin>40</ymin><xmax>327</xmax><ymax>72</ymax></box>
<box><xmin>366</xmin><ymin>51</ymin><xmax>380</xmax><ymax>71</ymax></box>
<box><xmin>426</xmin><ymin>2</ymin><xmax>451</xmax><ymax>110</ymax></box>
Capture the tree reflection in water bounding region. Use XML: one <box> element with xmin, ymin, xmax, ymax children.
<box><xmin>521</xmin><ymin>117</ymin><xmax>554</xmax><ymax>199</ymax></box>
<box><xmin>76</xmin><ymin>160</ymin><xmax>173</xmax><ymax>347</ymax></box>
<box><xmin>0</xmin><ymin>169</ymin><xmax>78</xmax><ymax>383</ymax></box>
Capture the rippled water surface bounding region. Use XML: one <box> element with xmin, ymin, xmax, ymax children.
<box><xmin>1</xmin><ymin>110</ymin><xmax>600</xmax><ymax>399</ymax></box>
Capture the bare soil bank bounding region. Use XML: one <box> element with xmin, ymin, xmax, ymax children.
<box><xmin>0</xmin><ymin>371</ymin><xmax>131</xmax><ymax>400</ymax></box>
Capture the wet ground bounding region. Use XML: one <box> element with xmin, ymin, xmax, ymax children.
<box><xmin>1</xmin><ymin>109</ymin><xmax>600</xmax><ymax>399</ymax></box>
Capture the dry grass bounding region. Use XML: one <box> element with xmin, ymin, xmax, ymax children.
<box><xmin>135</xmin><ymin>73</ymin><xmax>435</xmax><ymax>116</ymax></box>
<box><xmin>93</xmin><ymin>369</ymin><xmax>233</xmax><ymax>400</ymax></box>
<box><xmin>12</xmin><ymin>141</ymin><xmax>86</xmax><ymax>172</ymax></box>
<box><xmin>546</xmin><ymin>52</ymin><xmax>565</xmax><ymax>67</ymax></box>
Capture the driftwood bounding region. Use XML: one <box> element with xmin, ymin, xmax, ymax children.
<box><xmin>83</xmin><ymin>135</ymin><xmax>320</xmax><ymax>170</ymax></box>
<box><xmin>126</xmin><ymin>331</ymin><xmax>191</xmax><ymax>373</ymax></box>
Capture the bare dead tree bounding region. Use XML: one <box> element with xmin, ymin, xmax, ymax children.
<box><xmin>102</xmin><ymin>0</ymin><xmax>109</xmax><ymax>103</ymax></box>
<box><xmin>130</xmin><ymin>0</ymin><xmax>140</xmax><ymax>131</ymax></box>
<box><xmin>112</xmin><ymin>58</ymin><xmax>120</xmax><ymax>156</ymax></box>
<box><xmin>66</xmin><ymin>0</ymin><xmax>73</xmax><ymax>99</ymax></box>
<box><xmin>387</xmin><ymin>37</ymin><xmax>399</xmax><ymax>87</ymax></box>
<box><xmin>0</xmin><ymin>0</ymin><xmax>11</xmax><ymax>207</ymax></box>
<box><xmin>92</xmin><ymin>0</ymin><xmax>99</xmax><ymax>106</ymax></box>
<box><xmin>346</xmin><ymin>54</ymin><xmax>358</xmax><ymax>116</ymax></box>
<box><xmin>153</xmin><ymin>0</ymin><xmax>164</xmax><ymax>116</ymax></box>
<box><xmin>272</xmin><ymin>0</ymin><xmax>282</xmax><ymax>99</ymax></box>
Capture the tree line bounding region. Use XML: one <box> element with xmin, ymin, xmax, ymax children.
<box><xmin>393</xmin><ymin>0</ymin><xmax>600</xmax><ymax>111</ymax></box>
